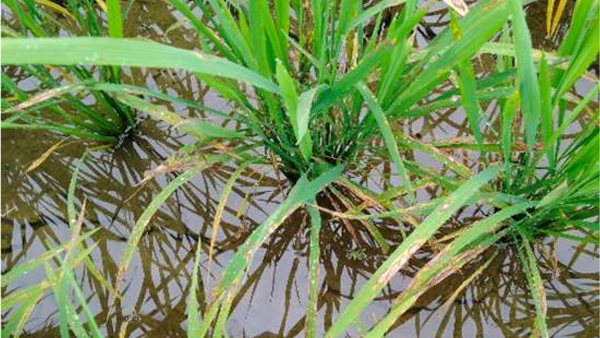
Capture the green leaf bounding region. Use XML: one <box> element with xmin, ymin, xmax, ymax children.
<box><xmin>508</xmin><ymin>0</ymin><xmax>542</xmax><ymax>152</ymax></box>
<box><xmin>106</xmin><ymin>0</ymin><xmax>123</xmax><ymax>38</ymax></box>
<box><xmin>276</xmin><ymin>60</ymin><xmax>299</xmax><ymax>125</ymax></box>
<box><xmin>313</xmin><ymin>47</ymin><xmax>388</xmax><ymax>113</ymax></box>
<box><xmin>450</xmin><ymin>11</ymin><xmax>484</xmax><ymax>146</ymax></box>
<box><xmin>296</xmin><ymin>85</ymin><xmax>323</xmax><ymax>145</ymax></box>
<box><xmin>554</xmin><ymin>7</ymin><xmax>599</xmax><ymax>104</ymax></box>
<box><xmin>366</xmin><ymin>201</ymin><xmax>536</xmax><ymax>335</ymax></box>
<box><xmin>200</xmin><ymin>165</ymin><xmax>344</xmax><ymax>334</ymax></box>
<box><xmin>274</xmin><ymin>0</ymin><xmax>290</xmax><ymax>53</ymax></box>
<box><xmin>357</xmin><ymin>83</ymin><xmax>413</xmax><ymax>202</ymax></box>
<box><xmin>396</xmin><ymin>134</ymin><xmax>472</xmax><ymax>179</ymax></box>
<box><xmin>1</xmin><ymin>38</ymin><xmax>279</xmax><ymax>93</ymax></box>
<box><xmin>114</xmin><ymin>92</ymin><xmax>244</xmax><ymax>139</ymax></box>
<box><xmin>346</xmin><ymin>0</ymin><xmax>405</xmax><ymax>35</ymax></box>
<box><xmin>1</xmin><ymin>230</ymin><xmax>98</xmax><ymax>287</ymax></box>
<box><xmin>539</xmin><ymin>54</ymin><xmax>555</xmax><ymax>168</ymax></box>
<box><xmin>1</xmin><ymin>286</ymin><xmax>44</xmax><ymax>338</ymax></box>
<box><xmin>306</xmin><ymin>203</ymin><xmax>322</xmax><ymax>338</ymax></box>
<box><xmin>187</xmin><ymin>226</ymin><xmax>204</xmax><ymax>336</ymax></box>
<box><xmin>537</xmin><ymin>180</ymin><xmax>568</xmax><ymax>208</ymax></box>
<box><xmin>546</xmin><ymin>83</ymin><xmax>599</xmax><ymax>152</ymax></box>
<box><xmin>326</xmin><ymin>167</ymin><xmax>502</xmax><ymax>337</ymax></box>
<box><xmin>65</xmin><ymin>268</ymin><xmax>102</xmax><ymax>338</ymax></box>
<box><xmin>67</xmin><ymin>152</ymin><xmax>87</xmax><ymax>228</ymax></box>
<box><xmin>501</xmin><ymin>91</ymin><xmax>520</xmax><ymax>170</ymax></box>
<box><xmin>390</xmin><ymin>0</ymin><xmax>509</xmax><ymax>113</ymax></box>
<box><xmin>192</xmin><ymin>120</ymin><xmax>245</xmax><ymax>139</ymax></box>
<box><xmin>276</xmin><ymin>60</ymin><xmax>312</xmax><ymax>161</ymax></box>
<box><xmin>166</xmin><ymin>0</ymin><xmax>235</xmax><ymax>59</ymax></box>
<box><xmin>115</xmin><ymin>165</ymin><xmax>207</xmax><ymax>292</ymax></box>
<box><xmin>519</xmin><ymin>237</ymin><xmax>549</xmax><ymax>338</ymax></box>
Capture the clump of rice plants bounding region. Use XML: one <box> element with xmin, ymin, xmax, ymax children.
<box><xmin>1</xmin><ymin>0</ymin><xmax>136</xmax><ymax>143</ymax></box>
<box><xmin>494</xmin><ymin>0</ymin><xmax>598</xmax><ymax>242</ymax></box>
<box><xmin>3</xmin><ymin>0</ymin><xmax>516</xmax><ymax>178</ymax></box>
<box><xmin>1</xmin><ymin>0</ymin><xmax>598</xmax><ymax>336</ymax></box>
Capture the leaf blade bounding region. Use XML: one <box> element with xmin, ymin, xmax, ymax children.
<box><xmin>1</xmin><ymin>38</ymin><xmax>279</xmax><ymax>93</ymax></box>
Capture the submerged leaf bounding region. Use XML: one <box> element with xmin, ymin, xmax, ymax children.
<box><xmin>26</xmin><ymin>139</ymin><xmax>69</xmax><ymax>173</ymax></box>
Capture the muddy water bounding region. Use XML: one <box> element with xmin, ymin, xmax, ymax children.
<box><xmin>2</xmin><ymin>1</ymin><xmax>598</xmax><ymax>337</ymax></box>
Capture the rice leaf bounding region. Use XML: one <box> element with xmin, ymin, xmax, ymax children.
<box><xmin>325</xmin><ymin>167</ymin><xmax>501</xmax><ymax>337</ymax></box>
<box><xmin>508</xmin><ymin>0</ymin><xmax>542</xmax><ymax>152</ymax></box>
<box><xmin>188</xmin><ymin>120</ymin><xmax>245</xmax><ymax>139</ymax></box>
<box><xmin>115</xmin><ymin>166</ymin><xmax>206</xmax><ymax>293</ymax></box>
<box><xmin>200</xmin><ymin>165</ymin><xmax>344</xmax><ymax>334</ymax></box>
<box><xmin>549</xmin><ymin>0</ymin><xmax>569</xmax><ymax>36</ymax></box>
<box><xmin>557</xmin><ymin>0</ymin><xmax>595</xmax><ymax>57</ymax></box>
<box><xmin>114</xmin><ymin>92</ymin><xmax>243</xmax><ymax>139</ymax></box>
<box><xmin>67</xmin><ymin>152</ymin><xmax>87</xmax><ymax>228</ymax></box>
<box><xmin>276</xmin><ymin>60</ymin><xmax>312</xmax><ymax>161</ymax></box>
<box><xmin>346</xmin><ymin>0</ymin><xmax>405</xmax><ymax>34</ymax></box>
<box><xmin>106</xmin><ymin>0</ymin><xmax>123</xmax><ymax>38</ymax></box>
<box><xmin>306</xmin><ymin>203</ymin><xmax>322</xmax><ymax>338</ymax></box>
<box><xmin>1</xmin><ymin>287</ymin><xmax>44</xmax><ymax>338</ymax></box>
<box><xmin>390</xmin><ymin>0</ymin><xmax>509</xmax><ymax>113</ymax></box>
<box><xmin>35</xmin><ymin>0</ymin><xmax>77</xmax><ymax>21</ymax></box>
<box><xmin>1</xmin><ymin>38</ymin><xmax>279</xmax><ymax>93</ymax></box>
<box><xmin>546</xmin><ymin>83</ymin><xmax>599</xmax><ymax>152</ymax></box>
<box><xmin>313</xmin><ymin>47</ymin><xmax>387</xmax><ymax>113</ymax></box>
<box><xmin>501</xmin><ymin>92</ymin><xmax>520</xmax><ymax>171</ymax></box>
<box><xmin>357</xmin><ymin>83</ymin><xmax>413</xmax><ymax>203</ymax></box>
<box><xmin>539</xmin><ymin>54</ymin><xmax>555</xmax><ymax>168</ymax></box>
<box><xmin>553</xmin><ymin>9</ymin><xmax>599</xmax><ymax>104</ymax></box>
<box><xmin>1</xmin><ymin>230</ymin><xmax>98</xmax><ymax>287</ymax></box>
<box><xmin>440</xmin><ymin>253</ymin><xmax>497</xmax><ymax>312</ymax></box>
<box><xmin>519</xmin><ymin>237</ymin><xmax>549</xmax><ymax>338</ymax></box>
<box><xmin>2</xmin><ymin>282</ymin><xmax>50</xmax><ymax>310</ymax></box>
<box><xmin>166</xmin><ymin>0</ymin><xmax>234</xmax><ymax>59</ymax></box>
<box><xmin>450</xmin><ymin>11</ymin><xmax>484</xmax><ymax>146</ymax></box>
<box><xmin>274</xmin><ymin>0</ymin><xmax>290</xmax><ymax>52</ymax></box>
<box><xmin>537</xmin><ymin>180</ymin><xmax>568</xmax><ymax>208</ymax></box>
<box><xmin>297</xmin><ymin>85</ymin><xmax>323</xmax><ymax>146</ymax></box>
<box><xmin>208</xmin><ymin>164</ymin><xmax>248</xmax><ymax>269</ymax></box>
<box><xmin>187</xmin><ymin>224</ymin><xmax>204</xmax><ymax>336</ymax></box>
<box><xmin>65</xmin><ymin>268</ymin><xmax>102</xmax><ymax>338</ymax></box>
<box><xmin>366</xmin><ymin>201</ymin><xmax>535</xmax><ymax>335</ymax></box>
<box><xmin>396</xmin><ymin>134</ymin><xmax>471</xmax><ymax>179</ymax></box>
<box><xmin>203</xmin><ymin>0</ymin><xmax>254</xmax><ymax>68</ymax></box>
<box><xmin>546</xmin><ymin>0</ymin><xmax>556</xmax><ymax>34</ymax></box>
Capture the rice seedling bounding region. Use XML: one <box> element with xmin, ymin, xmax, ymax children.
<box><xmin>1</xmin><ymin>0</ymin><xmax>136</xmax><ymax>142</ymax></box>
<box><xmin>1</xmin><ymin>0</ymin><xmax>598</xmax><ymax>336</ymax></box>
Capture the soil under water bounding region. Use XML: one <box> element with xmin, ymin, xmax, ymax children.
<box><xmin>1</xmin><ymin>1</ymin><xmax>598</xmax><ymax>337</ymax></box>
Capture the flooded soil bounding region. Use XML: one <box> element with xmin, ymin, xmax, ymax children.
<box><xmin>1</xmin><ymin>1</ymin><xmax>598</xmax><ymax>337</ymax></box>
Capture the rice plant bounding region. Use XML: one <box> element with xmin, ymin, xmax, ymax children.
<box><xmin>1</xmin><ymin>0</ymin><xmax>136</xmax><ymax>142</ymax></box>
<box><xmin>1</xmin><ymin>0</ymin><xmax>598</xmax><ymax>336</ymax></box>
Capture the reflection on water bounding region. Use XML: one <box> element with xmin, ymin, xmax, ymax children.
<box><xmin>1</xmin><ymin>0</ymin><xmax>598</xmax><ymax>337</ymax></box>
<box><xmin>2</xmin><ymin>122</ymin><xmax>598</xmax><ymax>337</ymax></box>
